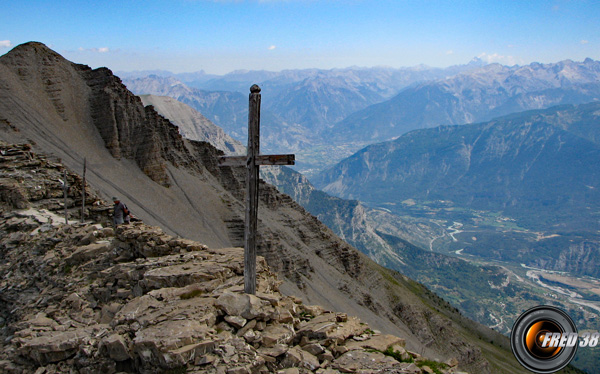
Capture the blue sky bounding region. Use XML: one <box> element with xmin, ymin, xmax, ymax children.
<box><xmin>1</xmin><ymin>0</ymin><xmax>598</xmax><ymax>74</ymax></box>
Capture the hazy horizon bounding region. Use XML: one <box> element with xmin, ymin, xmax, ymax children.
<box><xmin>2</xmin><ymin>0</ymin><xmax>598</xmax><ymax>75</ymax></box>
<box><xmin>116</xmin><ymin>56</ymin><xmax>600</xmax><ymax>78</ymax></box>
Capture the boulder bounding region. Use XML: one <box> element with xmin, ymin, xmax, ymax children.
<box><xmin>281</xmin><ymin>346</ymin><xmax>320</xmax><ymax>371</ymax></box>
<box><xmin>216</xmin><ymin>292</ymin><xmax>271</xmax><ymax>320</ymax></box>
<box><xmin>18</xmin><ymin>329</ymin><xmax>90</xmax><ymax>365</ymax></box>
<box><xmin>101</xmin><ymin>334</ymin><xmax>131</xmax><ymax>361</ymax></box>
<box><xmin>302</xmin><ymin>342</ymin><xmax>325</xmax><ymax>356</ymax></box>
<box><xmin>258</xmin><ymin>343</ymin><xmax>289</xmax><ymax>357</ymax></box>
<box><xmin>132</xmin><ymin>320</ymin><xmax>212</xmax><ymax>368</ymax></box>
<box><xmin>225</xmin><ymin>315</ymin><xmax>247</xmax><ymax>329</ymax></box>
<box><xmin>65</xmin><ymin>241</ymin><xmax>111</xmax><ymax>265</ymax></box>
<box><xmin>296</xmin><ymin>313</ymin><xmax>366</xmax><ymax>343</ymax></box>
<box><xmin>261</xmin><ymin>323</ymin><xmax>295</xmax><ymax>347</ymax></box>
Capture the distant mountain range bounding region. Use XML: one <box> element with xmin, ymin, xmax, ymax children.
<box><xmin>315</xmin><ymin>102</ymin><xmax>600</xmax><ymax>230</ymax></box>
<box><xmin>121</xmin><ymin>61</ymin><xmax>487</xmax><ymax>154</ymax></box>
<box><xmin>123</xmin><ymin>58</ymin><xmax>600</xmax><ymax>176</ymax></box>
<box><xmin>119</xmin><ymin>58</ymin><xmax>488</xmax><ymax>98</ymax></box>
<box><xmin>327</xmin><ymin>59</ymin><xmax>600</xmax><ymax>145</ymax></box>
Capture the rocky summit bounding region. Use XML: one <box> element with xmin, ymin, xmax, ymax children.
<box><xmin>0</xmin><ymin>144</ymin><xmax>465</xmax><ymax>373</ymax></box>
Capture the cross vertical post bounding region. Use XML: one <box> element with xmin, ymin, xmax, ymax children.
<box><xmin>245</xmin><ymin>84</ymin><xmax>261</xmax><ymax>295</ymax></box>
<box><xmin>218</xmin><ymin>84</ymin><xmax>296</xmax><ymax>295</ymax></box>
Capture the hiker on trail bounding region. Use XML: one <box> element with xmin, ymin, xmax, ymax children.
<box><xmin>112</xmin><ymin>197</ymin><xmax>130</xmax><ymax>226</ymax></box>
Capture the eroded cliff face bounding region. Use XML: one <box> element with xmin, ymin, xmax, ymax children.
<box><xmin>0</xmin><ymin>42</ymin><xmax>528</xmax><ymax>373</ymax></box>
<box><xmin>532</xmin><ymin>241</ymin><xmax>600</xmax><ymax>277</ymax></box>
<box><xmin>84</xmin><ymin>65</ymin><xmax>200</xmax><ymax>187</ymax></box>
<box><xmin>0</xmin><ymin>42</ymin><xmax>196</xmax><ymax>188</ymax></box>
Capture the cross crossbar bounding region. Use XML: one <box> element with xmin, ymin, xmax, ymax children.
<box><xmin>218</xmin><ymin>154</ymin><xmax>295</xmax><ymax>167</ymax></box>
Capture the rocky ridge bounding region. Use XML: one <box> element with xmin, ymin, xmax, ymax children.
<box><xmin>0</xmin><ymin>143</ymin><xmax>463</xmax><ymax>374</ymax></box>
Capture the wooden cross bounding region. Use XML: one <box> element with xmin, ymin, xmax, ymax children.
<box><xmin>219</xmin><ymin>84</ymin><xmax>295</xmax><ymax>294</ymax></box>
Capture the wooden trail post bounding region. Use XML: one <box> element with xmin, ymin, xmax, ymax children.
<box><xmin>81</xmin><ymin>157</ymin><xmax>86</xmax><ymax>223</ymax></box>
<box><xmin>219</xmin><ymin>85</ymin><xmax>295</xmax><ymax>294</ymax></box>
<box><xmin>62</xmin><ymin>170</ymin><xmax>68</xmax><ymax>224</ymax></box>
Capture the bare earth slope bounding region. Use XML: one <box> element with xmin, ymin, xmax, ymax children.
<box><xmin>0</xmin><ymin>42</ymin><xmax>534</xmax><ymax>373</ymax></box>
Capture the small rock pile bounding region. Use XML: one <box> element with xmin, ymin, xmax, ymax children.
<box><xmin>0</xmin><ymin>144</ymin><xmax>465</xmax><ymax>374</ymax></box>
<box><xmin>0</xmin><ymin>142</ymin><xmax>112</xmax><ymax>225</ymax></box>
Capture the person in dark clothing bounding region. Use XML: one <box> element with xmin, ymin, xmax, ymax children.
<box><xmin>112</xmin><ymin>197</ymin><xmax>130</xmax><ymax>226</ymax></box>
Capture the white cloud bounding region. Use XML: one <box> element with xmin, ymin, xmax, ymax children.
<box><xmin>478</xmin><ymin>52</ymin><xmax>521</xmax><ymax>66</ymax></box>
<box><xmin>446</xmin><ymin>50</ymin><xmax>454</xmax><ymax>55</ymax></box>
<box><xmin>0</xmin><ymin>40</ymin><xmax>12</xmax><ymax>48</ymax></box>
<box><xmin>268</xmin><ymin>45</ymin><xmax>276</xmax><ymax>50</ymax></box>
<box><xmin>78</xmin><ymin>46</ymin><xmax>110</xmax><ymax>53</ymax></box>
<box><xmin>581</xmin><ymin>40</ymin><xmax>589</xmax><ymax>45</ymax></box>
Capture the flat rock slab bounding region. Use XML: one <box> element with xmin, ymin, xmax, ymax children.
<box><xmin>112</xmin><ymin>294</ymin><xmax>164</xmax><ymax>325</ymax></box>
<box><xmin>65</xmin><ymin>241</ymin><xmax>111</xmax><ymax>265</ymax></box>
<box><xmin>119</xmin><ymin>296</ymin><xmax>216</xmax><ymax>329</ymax></box>
<box><xmin>297</xmin><ymin>313</ymin><xmax>366</xmax><ymax>343</ymax></box>
<box><xmin>143</xmin><ymin>261</ymin><xmax>235</xmax><ymax>289</ymax></box>
<box><xmin>134</xmin><ymin>320</ymin><xmax>210</xmax><ymax>351</ymax></box>
<box><xmin>258</xmin><ymin>343</ymin><xmax>289</xmax><ymax>357</ymax></box>
<box><xmin>345</xmin><ymin>334</ymin><xmax>406</xmax><ymax>352</ymax></box>
<box><xmin>133</xmin><ymin>320</ymin><xmax>212</xmax><ymax>368</ymax></box>
<box><xmin>332</xmin><ymin>350</ymin><xmax>402</xmax><ymax>373</ymax></box>
<box><xmin>18</xmin><ymin>328</ymin><xmax>93</xmax><ymax>365</ymax></box>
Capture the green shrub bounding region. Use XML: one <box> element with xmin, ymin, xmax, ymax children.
<box><xmin>382</xmin><ymin>347</ymin><xmax>413</xmax><ymax>363</ymax></box>
<box><xmin>416</xmin><ymin>359</ymin><xmax>449</xmax><ymax>374</ymax></box>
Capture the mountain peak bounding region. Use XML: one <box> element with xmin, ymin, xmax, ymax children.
<box><xmin>0</xmin><ymin>41</ymin><xmax>74</xmax><ymax>71</ymax></box>
<box><xmin>12</xmin><ymin>41</ymin><xmax>50</xmax><ymax>50</ymax></box>
<box><xmin>4</xmin><ymin>41</ymin><xmax>59</xmax><ymax>57</ymax></box>
<box><xmin>467</xmin><ymin>57</ymin><xmax>488</xmax><ymax>67</ymax></box>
